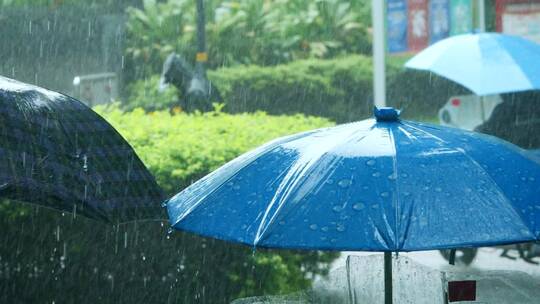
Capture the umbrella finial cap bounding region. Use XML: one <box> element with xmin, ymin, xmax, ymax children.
<box><xmin>374</xmin><ymin>107</ymin><xmax>400</xmax><ymax>122</ymax></box>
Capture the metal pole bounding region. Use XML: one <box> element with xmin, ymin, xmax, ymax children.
<box><xmin>477</xmin><ymin>0</ymin><xmax>486</xmax><ymax>32</ymax></box>
<box><xmin>449</xmin><ymin>249</ymin><xmax>456</xmax><ymax>265</ymax></box>
<box><xmin>195</xmin><ymin>0</ymin><xmax>207</xmax><ymax>75</ymax></box>
<box><xmin>480</xmin><ymin>96</ymin><xmax>486</xmax><ymax>123</ymax></box>
<box><xmin>371</xmin><ymin>0</ymin><xmax>386</xmax><ymax>108</ymax></box>
<box><xmin>384</xmin><ymin>252</ymin><xmax>393</xmax><ymax>304</ymax></box>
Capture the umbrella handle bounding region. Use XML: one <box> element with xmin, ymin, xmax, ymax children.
<box><xmin>449</xmin><ymin>249</ymin><xmax>456</xmax><ymax>265</ymax></box>
<box><xmin>384</xmin><ymin>252</ymin><xmax>393</xmax><ymax>304</ymax></box>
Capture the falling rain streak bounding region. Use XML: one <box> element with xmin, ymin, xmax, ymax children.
<box><xmin>1</xmin><ymin>1</ymin><xmax>540</xmax><ymax>304</ymax></box>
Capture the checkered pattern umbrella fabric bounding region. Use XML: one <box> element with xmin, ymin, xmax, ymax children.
<box><xmin>0</xmin><ymin>76</ymin><xmax>164</xmax><ymax>222</ymax></box>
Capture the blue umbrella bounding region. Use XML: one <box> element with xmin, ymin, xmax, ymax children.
<box><xmin>167</xmin><ymin>108</ymin><xmax>540</xmax><ymax>251</ymax></box>
<box><xmin>405</xmin><ymin>33</ymin><xmax>540</xmax><ymax>96</ymax></box>
<box><xmin>166</xmin><ymin>107</ymin><xmax>540</xmax><ymax>303</ymax></box>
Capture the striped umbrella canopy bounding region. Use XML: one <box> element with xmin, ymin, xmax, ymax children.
<box><xmin>0</xmin><ymin>76</ymin><xmax>164</xmax><ymax>222</ymax></box>
<box><xmin>405</xmin><ymin>33</ymin><xmax>540</xmax><ymax>96</ymax></box>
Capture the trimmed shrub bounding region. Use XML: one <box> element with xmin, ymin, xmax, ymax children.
<box><xmin>209</xmin><ymin>55</ymin><xmax>376</xmax><ymax>122</ymax></box>
<box><xmin>95</xmin><ymin>104</ymin><xmax>334</xmax><ymax>194</ymax></box>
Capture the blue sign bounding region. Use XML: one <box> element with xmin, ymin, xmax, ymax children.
<box><xmin>429</xmin><ymin>0</ymin><xmax>450</xmax><ymax>43</ymax></box>
<box><xmin>387</xmin><ymin>0</ymin><xmax>408</xmax><ymax>53</ymax></box>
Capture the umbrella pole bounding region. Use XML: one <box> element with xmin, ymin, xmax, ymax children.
<box><xmin>479</xmin><ymin>96</ymin><xmax>486</xmax><ymax>123</ymax></box>
<box><xmin>449</xmin><ymin>249</ymin><xmax>456</xmax><ymax>265</ymax></box>
<box><xmin>384</xmin><ymin>252</ymin><xmax>393</xmax><ymax>304</ymax></box>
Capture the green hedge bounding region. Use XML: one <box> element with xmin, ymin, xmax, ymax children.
<box><xmin>124</xmin><ymin>54</ymin><xmax>468</xmax><ymax>123</ymax></box>
<box><xmin>209</xmin><ymin>55</ymin><xmax>378</xmax><ymax>123</ymax></box>
<box><xmin>96</xmin><ymin>104</ymin><xmax>334</xmax><ymax>194</ymax></box>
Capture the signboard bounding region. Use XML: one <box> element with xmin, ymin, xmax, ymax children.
<box><xmin>407</xmin><ymin>0</ymin><xmax>429</xmax><ymax>51</ymax></box>
<box><xmin>496</xmin><ymin>0</ymin><xmax>540</xmax><ymax>43</ymax></box>
<box><xmin>430</xmin><ymin>0</ymin><xmax>450</xmax><ymax>43</ymax></box>
<box><xmin>385</xmin><ymin>0</ymin><xmax>467</xmax><ymax>53</ymax></box>
<box><xmin>387</xmin><ymin>0</ymin><xmax>409</xmax><ymax>53</ymax></box>
<box><xmin>450</xmin><ymin>0</ymin><xmax>473</xmax><ymax>35</ymax></box>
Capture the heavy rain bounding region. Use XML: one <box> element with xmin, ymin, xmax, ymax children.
<box><xmin>1</xmin><ymin>0</ymin><xmax>540</xmax><ymax>303</ymax></box>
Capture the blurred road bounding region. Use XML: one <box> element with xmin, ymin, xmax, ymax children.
<box><xmin>333</xmin><ymin>247</ymin><xmax>540</xmax><ymax>277</ymax></box>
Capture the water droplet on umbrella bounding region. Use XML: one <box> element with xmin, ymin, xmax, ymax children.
<box><xmin>336</xmin><ymin>224</ymin><xmax>345</xmax><ymax>232</ymax></box>
<box><xmin>380</xmin><ymin>192</ymin><xmax>389</xmax><ymax>198</ymax></box>
<box><xmin>352</xmin><ymin>203</ymin><xmax>365</xmax><ymax>210</ymax></box>
<box><xmin>332</xmin><ymin>205</ymin><xmax>342</xmax><ymax>212</ymax></box>
<box><xmin>309</xmin><ymin>224</ymin><xmax>318</xmax><ymax>230</ymax></box>
<box><xmin>338</xmin><ymin>179</ymin><xmax>351</xmax><ymax>188</ymax></box>
<box><xmin>372</xmin><ymin>172</ymin><xmax>381</xmax><ymax>177</ymax></box>
<box><xmin>366</xmin><ymin>160</ymin><xmax>376</xmax><ymax>166</ymax></box>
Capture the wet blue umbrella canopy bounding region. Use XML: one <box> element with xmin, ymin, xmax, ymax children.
<box><xmin>167</xmin><ymin>108</ymin><xmax>540</xmax><ymax>251</ymax></box>
<box><xmin>0</xmin><ymin>76</ymin><xmax>164</xmax><ymax>222</ymax></box>
<box><xmin>405</xmin><ymin>33</ymin><xmax>540</xmax><ymax>96</ymax></box>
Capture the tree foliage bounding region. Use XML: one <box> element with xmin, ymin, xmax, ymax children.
<box><xmin>125</xmin><ymin>0</ymin><xmax>372</xmax><ymax>79</ymax></box>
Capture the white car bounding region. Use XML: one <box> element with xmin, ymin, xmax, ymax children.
<box><xmin>438</xmin><ymin>94</ymin><xmax>503</xmax><ymax>131</ymax></box>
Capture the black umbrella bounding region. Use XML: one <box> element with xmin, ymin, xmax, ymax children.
<box><xmin>0</xmin><ymin>76</ymin><xmax>164</xmax><ymax>222</ymax></box>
